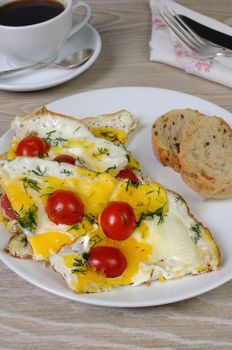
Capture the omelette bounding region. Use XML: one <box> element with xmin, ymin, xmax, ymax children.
<box><xmin>0</xmin><ymin>107</ymin><xmax>221</xmax><ymax>294</ymax></box>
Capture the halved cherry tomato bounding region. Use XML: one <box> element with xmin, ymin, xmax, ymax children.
<box><xmin>0</xmin><ymin>193</ymin><xmax>17</xmax><ymax>220</ymax></box>
<box><xmin>46</xmin><ymin>190</ymin><xmax>84</xmax><ymax>225</ymax></box>
<box><xmin>16</xmin><ymin>135</ymin><xmax>48</xmax><ymax>157</ymax></box>
<box><xmin>88</xmin><ymin>246</ymin><xmax>127</xmax><ymax>278</ymax></box>
<box><xmin>116</xmin><ymin>168</ymin><xmax>139</xmax><ymax>184</ymax></box>
<box><xmin>54</xmin><ymin>154</ymin><xmax>76</xmax><ymax>165</ymax></box>
<box><xmin>100</xmin><ymin>201</ymin><xmax>136</xmax><ymax>241</ymax></box>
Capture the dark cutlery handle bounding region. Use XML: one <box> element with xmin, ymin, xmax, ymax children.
<box><xmin>179</xmin><ymin>15</ymin><xmax>232</xmax><ymax>50</ymax></box>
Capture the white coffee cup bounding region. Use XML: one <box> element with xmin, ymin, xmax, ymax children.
<box><xmin>0</xmin><ymin>0</ymin><xmax>91</xmax><ymax>66</ymax></box>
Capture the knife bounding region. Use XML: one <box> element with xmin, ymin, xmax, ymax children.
<box><xmin>178</xmin><ymin>15</ymin><xmax>232</xmax><ymax>50</ymax></box>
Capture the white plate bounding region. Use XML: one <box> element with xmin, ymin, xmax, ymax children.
<box><xmin>0</xmin><ymin>20</ymin><xmax>101</xmax><ymax>92</ymax></box>
<box><xmin>0</xmin><ymin>87</ymin><xmax>231</xmax><ymax>307</ymax></box>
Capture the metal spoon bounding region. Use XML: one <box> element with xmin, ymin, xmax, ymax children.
<box><xmin>0</xmin><ymin>48</ymin><xmax>94</xmax><ymax>78</ymax></box>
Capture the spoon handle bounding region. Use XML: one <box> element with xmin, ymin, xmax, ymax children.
<box><xmin>0</xmin><ymin>62</ymin><xmax>50</xmax><ymax>78</ymax></box>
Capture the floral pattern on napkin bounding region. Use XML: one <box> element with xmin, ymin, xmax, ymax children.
<box><xmin>150</xmin><ymin>0</ymin><xmax>232</xmax><ymax>88</ymax></box>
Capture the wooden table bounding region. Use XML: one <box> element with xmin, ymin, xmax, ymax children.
<box><xmin>0</xmin><ymin>1</ymin><xmax>231</xmax><ymax>349</ymax></box>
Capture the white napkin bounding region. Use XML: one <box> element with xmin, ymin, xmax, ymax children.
<box><xmin>150</xmin><ymin>0</ymin><xmax>232</xmax><ymax>88</ymax></box>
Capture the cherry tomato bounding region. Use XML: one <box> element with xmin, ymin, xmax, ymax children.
<box><xmin>54</xmin><ymin>154</ymin><xmax>76</xmax><ymax>165</ymax></box>
<box><xmin>88</xmin><ymin>246</ymin><xmax>127</xmax><ymax>278</ymax></box>
<box><xmin>46</xmin><ymin>190</ymin><xmax>84</xmax><ymax>225</ymax></box>
<box><xmin>16</xmin><ymin>135</ymin><xmax>48</xmax><ymax>157</ymax></box>
<box><xmin>116</xmin><ymin>168</ymin><xmax>139</xmax><ymax>184</ymax></box>
<box><xmin>100</xmin><ymin>201</ymin><xmax>136</xmax><ymax>241</ymax></box>
<box><xmin>0</xmin><ymin>193</ymin><xmax>17</xmax><ymax>220</ymax></box>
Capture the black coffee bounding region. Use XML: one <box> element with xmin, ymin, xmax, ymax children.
<box><xmin>0</xmin><ymin>0</ymin><xmax>65</xmax><ymax>26</ymax></box>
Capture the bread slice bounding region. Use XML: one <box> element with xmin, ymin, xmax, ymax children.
<box><xmin>179</xmin><ymin>115</ymin><xmax>232</xmax><ymax>198</ymax></box>
<box><xmin>4</xmin><ymin>233</ymin><xmax>33</xmax><ymax>259</ymax></box>
<box><xmin>152</xmin><ymin>109</ymin><xmax>204</xmax><ymax>172</ymax></box>
<box><xmin>11</xmin><ymin>107</ymin><xmax>137</xmax><ymax>144</ymax></box>
<box><xmin>82</xmin><ymin>109</ymin><xmax>138</xmax><ymax>142</ymax></box>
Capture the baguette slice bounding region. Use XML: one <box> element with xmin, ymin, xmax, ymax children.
<box><xmin>4</xmin><ymin>233</ymin><xmax>33</xmax><ymax>259</ymax></box>
<box><xmin>179</xmin><ymin>115</ymin><xmax>232</xmax><ymax>198</ymax></box>
<box><xmin>152</xmin><ymin>109</ymin><xmax>204</xmax><ymax>172</ymax></box>
<box><xmin>11</xmin><ymin>107</ymin><xmax>137</xmax><ymax>144</ymax></box>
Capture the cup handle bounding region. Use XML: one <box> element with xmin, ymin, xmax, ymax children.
<box><xmin>68</xmin><ymin>1</ymin><xmax>91</xmax><ymax>39</ymax></box>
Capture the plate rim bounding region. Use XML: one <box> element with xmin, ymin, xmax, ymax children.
<box><xmin>0</xmin><ymin>86</ymin><xmax>231</xmax><ymax>307</ymax></box>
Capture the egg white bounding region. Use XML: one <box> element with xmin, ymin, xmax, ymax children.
<box><xmin>50</xmin><ymin>191</ymin><xmax>219</xmax><ymax>293</ymax></box>
<box><xmin>12</xmin><ymin>113</ymin><xmax>128</xmax><ymax>173</ymax></box>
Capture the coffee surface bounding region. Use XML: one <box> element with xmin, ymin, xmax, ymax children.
<box><xmin>0</xmin><ymin>0</ymin><xmax>65</xmax><ymax>26</ymax></box>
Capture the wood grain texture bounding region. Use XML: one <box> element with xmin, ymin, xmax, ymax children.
<box><xmin>0</xmin><ymin>1</ymin><xmax>232</xmax><ymax>349</ymax></box>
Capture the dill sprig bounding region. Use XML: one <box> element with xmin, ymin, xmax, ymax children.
<box><xmin>125</xmin><ymin>178</ymin><xmax>139</xmax><ymax>191</ymax></box>
<box><xmin>67</xmin><ymin>223</ymin><xmax>81</xmax><ymax>232</ymax></box>
<box><xmin>60</xmin><ymin>169</ymin><xmax>73</xmax><ymax>177</ymax></box>
<box><xmin>105</xmin><ymin>165</ymin><xmax>116</xmax><ymax>173</ymax></box>
<box><xmin>22</xmin><ymin>177</ymin><xmax>41</xmax><ymax>193</ymax></box>
<box><xmin>89</xmin><ymin>234</ymin><xmax>102</xmax><ymax>248</ymax></box>
<box><xmin>76</xmin><ymin>157</ymin><xmax>86</xmax><ymax>167</ymax></box>
<box><xmin>85</xmin><ymin>213</ymin><xmax>95</xmax><ymax>224</ymax></box>
<box><xmin>43</xmin><ymin>130</ymin><xmax>56</xmax><ymax>145</ymax></box>
<box><xmin>53</xmin><ymin>137</ymin><xmax>67</xmax><ymax>146</ymax></box>
<box><xmin>99</xmin><ymin>130</ymin><xmax>117</xmax><ymax>141</ymax></box>
<box><xmin>42</xmin><ymin>131</ymin><xmax>67</xmax><ymax>147</ymax></box>
<box><xmin>32</xmin><ymin>165</ymin><xmax>47</xmax><ymax>177</ymax></box>
<box><xmin>137</xmin><ymin>206</ymin><xmax>165</xmax><ymax>227</ymax></box>
<box><xmin>74</xmin><ymin>126</ymin><xmax>81</xmax><ymax>133</ymax></box>
<box><xmin>191</xmin><ymin>224</ymin><xmax>201</xmax><ymax>244</ymax></box>
<box><xmin>175</xmin><ymin>194</ymin><xmax>185</xmax><ymax>204</ymax></box>
<box><xmin>17</xmin><ymin>204</ymin><xmax>38</xmax><ymax>232</ymax></box>
<box><xmin>72</xmin><ymin>252</ymin><xmax>89</xmax><ymax>274</ymax></box>
<box><xmin>93</xmin><ymin>147</ymin><xmax>110</xmax><ymax>158</ymax></box>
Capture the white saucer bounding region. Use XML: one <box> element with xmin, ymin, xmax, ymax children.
<box><xmin>0</xmin><ymin>21</ymin><xmax>101</xmax><ymax>92</ymax></box>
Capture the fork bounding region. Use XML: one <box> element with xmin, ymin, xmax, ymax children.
<box><xmin>157</xmin><ymin>1</ymin><xmax>232</xmax><ymax>58</ymax></box>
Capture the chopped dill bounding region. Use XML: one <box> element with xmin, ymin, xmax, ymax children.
<box><xmin>89</xmin><ymin>234</ymin><xmax>102</xmax><ymax>248</ymax></box>
<box><xmin>32</xmin><ymin>165</ymin><xmax>47</xmax><ymax>177</ymax></box>
<box><xmin>137</xmin><ymin>206</ymin><xmax>165</xmax><ymax>227</ymax></box>
<box><xmin>22</xmin><ymin>177</ymin><xmax>41</xmax><ymax>193</ymax></box>
<box><xmin>67</xmin><ymin>223</ymin><xmax>80</xmax><ymax>232</ymax></box>
<box><xmin>74</xmin><ymin>126</ymin><xmax>81</xmax><ymax>133</ymax></box>
<box><xmin>85</xmin><ymin>213</ymin><xmax>95</xmax><ymax>224</ymax></box>
<box><xmin>43</xmin><ymin>130</ymin><xmax>56</xmax><ymax>144</ymax></box>
<box><xmin>105</xmin><ymin>165</ymin><xmax>116</xmax><ymax>173</ymax></box>
<box><xmin>175</xmin><ymin>194</ymin><xmax>185</xmax><ymax>204</ymax></box>
<box><xmin>60</xmin><ymin>169</ymin><xmax>73</xmax><ymax>176</ymax></box>
<box><xmin>53</xmin><ymin>137</ymin><xmax>67</xmax><ymax>146</ymax></box>
<box><xmin>76</xmin><ymin>157</ymin><xmax>86</xmax><ymax>167</ymax></box>
<box><xmin>125</xmin><ymin>178</ymin><xmax>139</xmax><ymax>191</ymax></box>
<box><xmin>146</xmin><ymin>190</ymin><xmax>155</xmax><ymax>195</ymax></box>
<box><xmin>20</xmin><ymin>235</ymin><xmax>28</xmax><ymax>248</ymax></box>
<box><xmin>72</xmin><ymin>252</ymin><xmax>89</xmax><ymax>274</ymax></box>
<box><xmin>17</xmin><ymin>204</ymin><xmax>38</xmax><ymax>232</ymax></box>
<box><xmin>93</xmin><ymin>147</ymin><xmax>110</xmax><ymax>158</ymax></box>
<box><xmin>42</xmin><ymin>131</ymin><xmax>67</xmax><ymax>146</ymax></box>
<box><xmin>99</xmin><ymin>130</ymin><xmax>117</xmax><ymax>140</ymax></box>
<box><xmin>191</xmin><ymin>224</ymin><xmax>201</xmax><ymax>244</ymax></box>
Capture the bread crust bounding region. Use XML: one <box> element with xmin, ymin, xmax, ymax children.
<box><xmin>151</xmin><ymin>109</ymin><xmax>203</xmax><ymax>173</ymax></box>
<box><xmin>179</xmin><ymin>116</ymin><xmax>232</xmax><ymax>198</ymax></box>
<box><xmin>14</xmin><ymin>106</ymin><xmax>138</xmax><ymax>138</ymax></box>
